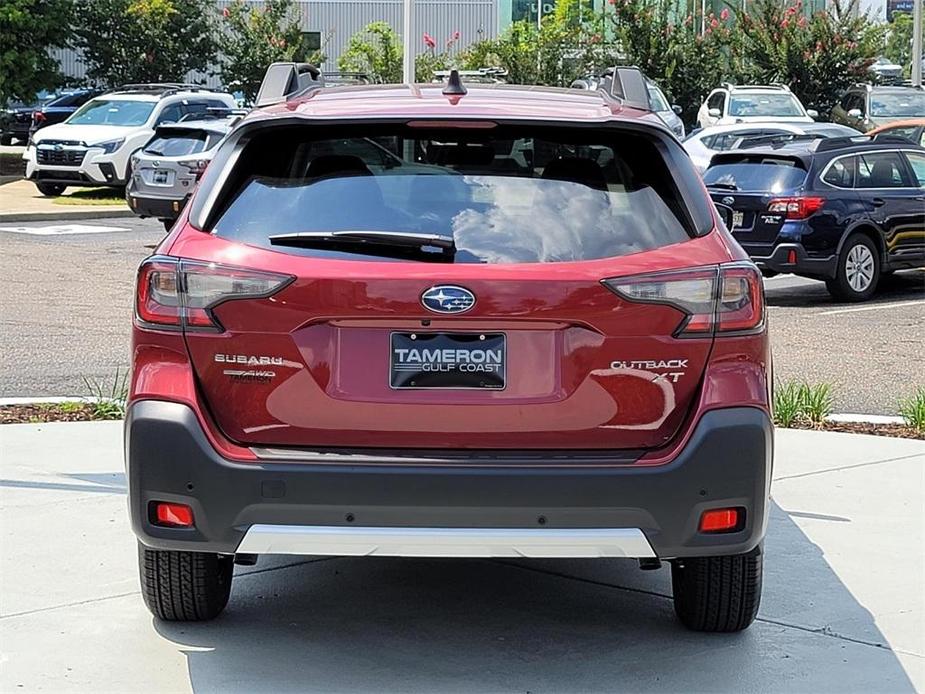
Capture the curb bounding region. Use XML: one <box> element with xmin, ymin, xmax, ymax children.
<box><xmin>826</xmin><ymin>413</ymin><xmax>905</xmax><ymax>425</ymax></box>
<box><xmin>0</xmin><ymin>208</ymin><xmax>135</xmax><ymax>223</ymax></box>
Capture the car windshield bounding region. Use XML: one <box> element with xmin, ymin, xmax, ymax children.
<box><xmin>143</xmin><ymin>130</ymin><xmax>221</xmax><ymax>156</ymax></box>
<box><xmin>728</xmin><ymin>94</ymin><xmax>804</xmax><ymax>117</ymax></box>
<box><xmin>704</xmin><ymin>161</ymin><xmax>807</xmax><ymax>193</ymax></box>
<box><xmin>647</xmin><ymin>86</ymin><xmax>670</xmax><ymax>113</ymax></box>
<box><xmin>67</xmin><ymin>99</ymin><xmax>155</xmax><ymax>126</ymax></box>
<box><xmin>212</xmin><ymin>127</ymin><xmax>697</xmax><ymax>264</ymax></box>
<box><xmin>870</xmin><ymin>92</ymin><xmax>925</xmax><ymax>117</ymax></box>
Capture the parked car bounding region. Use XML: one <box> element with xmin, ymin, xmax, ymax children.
<box><xmin>696</xmin><ymin>84</ymin><xmax>817</xmax><ymax>129</ymax></box>
<box><xmin>683</xmin><ymin>122</ymin><xmax>858</xmax><ymax>172</ymax></box>
<box><xmin>830</xmin><ymin>84</ymin><xmax>925</xmax><ymax>132</ymax></box>
<box><xmin>868</xmin><ymin>57</ymin><xmax>904</xmax><ymax>84</ymax></box>
<box><xmin>127</xmin><ymin>111</ymin><xmax>244</xmax><ymax>230</ymax></box>
<box><xmin>127</xmin><ymin>64</ymin><xmax>772</xmax><ymax>632</ymax></box>
<box><xmin>868</xmin><ymin>118</ymin><xmax>925</xmax><ymax>147</ymax></box>
<box><xmin>0</xmin><ymin>95</ymin><xmax>52</xmax><ymax>145</ymax></box>
<box><xmin>704</xmin><ymin>137</ymin><xmax>925</xmax><ymax>301</ymax></box>
<box><xmin>29</xmin><ymin>89</ymin><xmax>102</xmax><ymax>139</ymax></box>
<box><xmin>570</xmin><ymin>71</ymin><xmax>685</xmax><ymax>137</ymax></box>
<box><xmin>23</xmin><ymin>83</ymin><xmax>237</xmax><ymax>196</ymax></box>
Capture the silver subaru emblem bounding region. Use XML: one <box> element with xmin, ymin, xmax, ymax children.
<box><xmin>722</xmin><ymin>196</ymin><xmax>735</xmax><ymax>206</ymax></box>
<box><xmin>421</xmin><ymin>285</ymin><xmax>476</xmax><ymax>314</ymax></box>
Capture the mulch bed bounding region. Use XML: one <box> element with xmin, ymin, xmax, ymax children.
<box><xmin>785</xmin><ymin>420</ymin><xmax>924</xmax><ymax>440</ymax></box>
<box><xmin>0</xmin><ymin>403</ymin><xmax>112</xmax><ymax>424</ymax></box>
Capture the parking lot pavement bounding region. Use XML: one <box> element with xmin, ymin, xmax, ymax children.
<box><xmin>1</xmin><ymin>423</ymin><xmax>922</xmax><ymax>692</ymax></box>
<box><xmin>1</xmin><ymin>215</ymin><xmax>923</xmax><ymax>414</ymax></box>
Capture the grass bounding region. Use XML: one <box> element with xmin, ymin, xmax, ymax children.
<box><xmin>898</xmin><ymin>388</ymin><xmax>925</xmax><ymax>434</ymax></box>
<box><xmin>52</xmin><ymin>188</ymin><xmax>125</xmax><ymax>206</ymax></box>
<box><xmin>773</xmin><ymin>380</ymin><xmax>835</xmax><ymax>428</ymax></box>
<box><xmin>82</xmin><ymin>367</ymin><xmax>129</xmax><ymax>419</ymax></box>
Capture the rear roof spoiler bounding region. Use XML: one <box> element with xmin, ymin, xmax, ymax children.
<box><xmin>255</xmin><ymin>63</ymin><xmax>323</xmax><ymax>107</ymax></box>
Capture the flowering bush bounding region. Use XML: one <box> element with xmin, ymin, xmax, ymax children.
<box><xmin>219</xmin><ymin>0</ymin><xmax>323</xmax><ymax>102</ymax></box>
<box><xmin>338</xmin><ymin>22</ymin><xmax>403</xmax><ymax>83</ymax></box>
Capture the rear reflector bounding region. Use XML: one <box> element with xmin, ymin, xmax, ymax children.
<box><xmin>135</xmin><ymin>256</ymin><xmax>294</xmax><ymax>332</ymax></box>
<box><xmin>155</xmin><ymin>502</ymin><xmax>194</xmax><ymax>528</ymax></box>
<box><xmin>603</xmin><ymin>262</ymin><xmax>764</xmax><ymax>337</ymax></box>
<box><xmin>699</xmin><ymin>508</ymin><xmax>743</xmax><ymax>533</ymax></box>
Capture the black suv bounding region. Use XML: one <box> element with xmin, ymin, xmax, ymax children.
<box><xmin>704</xmin><ymin>137</ymin><xmax>925</xmax><ymax>301</ymax></box>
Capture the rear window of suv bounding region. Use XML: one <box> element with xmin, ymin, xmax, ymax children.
<box><xmin>143</xmin><ymin>129</ymin><xmax>223</xmax><ymax>156</ymax></box>
<box><xmin>704</xmin><ymin>157</ymin><xmax>807</xmax><ymax>193</ymax></box>
<box><xmin>210</xmin><ymin>124</ymin><xmax>702</xmax><ymax>264</ymax></box>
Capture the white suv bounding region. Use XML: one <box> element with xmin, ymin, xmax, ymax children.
<box><xmin>24</xmin><ymin>84</ymin><xmax>237</xmax><ymax>196</ymax></box>
<box><xmin>696</xmin><ymin>84</ymin><xmax>817</xmax><ymax>130</ymax></box>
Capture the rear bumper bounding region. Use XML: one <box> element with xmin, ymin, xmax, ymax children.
<box><xmin>125</xmin><ymin>401</ymin><xmax>773</xmax><ymax>559</ymax></box>
<box><xmin>744</xmin><ymin>242</ymin><xmax>836</xmax><ymax>279</ymax></box>
<box><xmin>126</xmin><ymin>192</ymin><xmax>186</xmax><ymax>220</ymax></box>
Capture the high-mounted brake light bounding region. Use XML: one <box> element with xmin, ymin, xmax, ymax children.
<box><xmin>603</xmin><ymin>262</ymin><xmax>764</xmax><ymax>337</ymax></box>
<box><xmin>135</xmin><ymin>256</ymin><xmax>293</xmax><ymax>332</ymax></box>
<box><xmin>767</xmin><ymin>196</ymin><xmax>824</xmax><ymax>220</ymax></box>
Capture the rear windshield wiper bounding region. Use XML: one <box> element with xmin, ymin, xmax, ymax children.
<box><xmin>269</xmin><ymin>230</ymin><xmax>456</xmax><ymax>250</ymax></box>
<box><xmin>707</xmin><ymin>182</ymin><xmax>739</xmax><ymax>191</ymax></box>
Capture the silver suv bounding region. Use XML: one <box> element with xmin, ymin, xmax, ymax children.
<box><xmin>126</xmin><ymin>111</ymin><xmax>244</xmax><ymax>230</ymax></box>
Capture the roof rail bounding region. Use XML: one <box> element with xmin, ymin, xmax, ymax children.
<box><xmin>607</xmin><ymin>66</ymin><xmax>650</xmax><ymax>111</ymax></box>
<box><xmin>737</xmin><ymin>132</ymin><xmax>828</xmax><ymax>149</ymax></box>
<box><xmin>814</xmin><ymin>135</ymin><xmax>871</xmax><ymax>152</ymax></box>
<box><xmin>112</xmin><ymin>83</ymin><xmax>218</xmax><ymax>97</ymax></box>
<box><xmin>255</xmin><ymin>63</ymin><xmax>323</xmax><ymax>107</ymax></box>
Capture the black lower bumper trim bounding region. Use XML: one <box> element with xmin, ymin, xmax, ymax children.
<box><xmin>127</xmin><ymin>194</ymin><xmax>183</xmax><ymax>220</ymax></box>
<box><xmin>125</xmin><ymin>401</ymin><xmax>773</xmax><ymax>559</ymax></box>
<box><xmin>745</xmin><ymin>242</ymin><xmax>836</xmax><ymax>279</ymax></box>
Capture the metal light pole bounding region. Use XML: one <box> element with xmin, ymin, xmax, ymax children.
<box><xmin>402</xmin><ymin>0</ymin><xmax>414</xmax><ymax>84</ymax></box>
<box><xmin>537</xmin><ymin>0</ymin><xmax>543</xmax><ymax>29</ymax></box>
<box><xmin>913</xmin><ymin>0</ymin><xmax>923</xmax><ymax>86</ymax></box>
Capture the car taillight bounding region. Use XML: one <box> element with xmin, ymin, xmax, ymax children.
<box><xmin>32</xmin><ymin>111</ymin><xmax>46</xmax><ymax>124</ymax></box>
<box><xmin>135</xmin><ymin>256</ymin><xmax>293</xmax><ymax>332</ymax></box>
<box><xmin>603</xmin><ymin>262</ymin><xmax>764</xmax><ymax>337</ymax></box>
<box><xmin>178</xmin><ymin>158</ymin><xmax>209</xmax><ymax>179</ymax></box>
<box><xmin>767</xmin><ymin>196</ymin><xmax>824</xmax><ymax>220</ymax></box>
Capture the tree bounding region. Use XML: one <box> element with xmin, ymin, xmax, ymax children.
<box><xmin>0</xmin><ymin>0</ymin><xmax>72</xmax><ymax>107</ymax></box>
<box><xmin>733</xmin><ymin>0</ymin><xmax>885</xmax><ymax>116</ymax></box>
<box><xmin>885</xmin><ymin>12</ymin><xmax>923</xmax><ymax>77</ymax></box>
<box><xmin>338</xmin><ymin>21</ymin><xmax>403</xmax><ymax>83</ymax></box>
<box><xmin>72</xmin><ymin>0</ymin><xmax>217</xmax><ymax>88</ymax></box>
<box><xmin>219</xmin><ymin>0</ymin><xmax>323</xmax><ymax>102</ymax></box>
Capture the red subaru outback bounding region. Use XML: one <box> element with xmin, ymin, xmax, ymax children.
<box><xmin>127</xmin><ymin>66</ymin><xmax>772</xmax><ymax>631</ymax></box>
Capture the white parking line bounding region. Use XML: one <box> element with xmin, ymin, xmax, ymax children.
<box><xmin>0</xmin><ymin>223</ymin><xmax>130</xmax><ymax>236</ymax></box>
<box><xmin>818</xmin><ymin>300</ymin><xmax>924</xmax><ymax>316</ymax></box>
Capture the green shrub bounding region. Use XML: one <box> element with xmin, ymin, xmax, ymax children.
<box><xmin>899</xmin><ymin>388</ymin><xmax>925</xmax><ymax>433</ymax></box>
<box><xmin>82</xmin><ymin>368</ymin><xmax>129</xmax><ymax>420</ymax></box>
<box><xmin>773</xmin><ymin>381</ymin><xmax>803</xmax><ymax>427</ymax></box>
<box><xmin>798</xmin><ymin>382</ymin><xmax>834</xmax><ymax>426</ymax></box>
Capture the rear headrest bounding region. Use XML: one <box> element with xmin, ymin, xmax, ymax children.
<box><xmin>306</xmin><ymin>155</ymin><xmax>372</xmax><ymax>180</ymax></box>
<box><xmin>541</xmin><ymin>157</ymin><xmax>608</xmax><ymax>192</ymax></box>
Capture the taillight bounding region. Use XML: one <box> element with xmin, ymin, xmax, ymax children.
<box><xmin>32</xmin><ymin>111</ymin><xmax>46</xmax><ymax>124</ymax></box>
<box><xmin>603</xmin><ymin>262</ymin><xmax>764</xmax><ymax>337</ymax></box>
<box><xmin>177</xmin><ymin>158</ymin><xmax>209</xmax><ymax>179</ymax></box>
<box><xmin>767</xmin><ymin>196</ymin><xmax>824</xmax><ymax>220</ymax></box>
<box><xmin>134</xmin><ymin>256</ymin><xmax>293</xmax><ymax>332</ymax></box>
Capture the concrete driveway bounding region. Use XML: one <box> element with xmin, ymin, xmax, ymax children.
<box><xmin>1</xmin><ymin>422</ymin><xmax>923</xmax><ymax>693</ymax></box>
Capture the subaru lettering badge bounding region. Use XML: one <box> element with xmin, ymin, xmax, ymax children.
<box><xmin>722</xmin><ymin>196</ymin><xmax>735</xmax><ymax>206</ymax></box>
<box><xmin>421</xmin><ymin>285</ymin><xmax>476</xmax><ymax>314</ymax></box>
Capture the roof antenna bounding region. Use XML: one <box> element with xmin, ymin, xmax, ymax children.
<box><xmin>442</xmin><ymin>69</ymin><xmax>468</xmax><ymax>98</ymax></box>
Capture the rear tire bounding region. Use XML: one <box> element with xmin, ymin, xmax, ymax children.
<box><xmin>35</xmin><ymin>182</ymin><xmax>66</xmax><ymax>197</ymax></box>
<box><xmin>825</xmin><ymin>233</ymin><xmax>880</xmax><ymax>302</ymax></box>
<box><xmin>671</xmin><ymin>545</ymin><xmax>762</xmax><ymax>632</ymax></box>
<box><xmin>138</xmin><ymin>543</ymin><xmax>233</xmax><ymax>621</ymax></box>
<box><xmin>162</xmin><ymin>218</ymin><xmax>175</xmax><ymax>232</ymax></box>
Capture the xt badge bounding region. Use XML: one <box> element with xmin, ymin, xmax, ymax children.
<box><xmin>610</xmin><ymin>358</ymin><xmax>689</xmax><ymax>383</ymax></box>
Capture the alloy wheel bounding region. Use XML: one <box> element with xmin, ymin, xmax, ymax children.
<box><xmin>845</xmin><ymin>244</ymin><xmax>874</xmax><ymax>293</ymax></box>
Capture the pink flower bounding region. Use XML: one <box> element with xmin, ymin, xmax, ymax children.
<box><xmin>797</xmin><ymin>15</ymin><xmax>806</xmax><ymax>26</ymax></box>
<box><xmin>452</xmin><ymin>30</ymin><xmax>460</xmax><ymax>41</ymax></box>
<box><xmin>720</xmin><ymin>8</ymin><xmax>729</xmax><ymax>20</ymax></box>
<box><xmin>780</xmin><ymin>18</ymin><xmax>789</xmax><ymax>27</ymax></box>
<box><xmin>222</xmin><ymin>7</ymin><xmax>229</xmax><ymax>17</ymax></box>
<box><xmin>423</xmin><ymin>32</ymin><xmax>436</xmax><ymax>48</ymax></box>
<box><xmin>710</xmin><ymin>17</ymin><xmax>719</xmax><ymax>28</ymax></box>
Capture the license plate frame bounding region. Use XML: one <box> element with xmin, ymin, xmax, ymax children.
<box><xmin>390</xmin><ymin>332</ymin><xmax>506</xmax><ymax>390</ymax></box>
<box><xmin>150</xmin><ymin>169</ymin><xmax>172</xmax><ymax>185</ymax></box>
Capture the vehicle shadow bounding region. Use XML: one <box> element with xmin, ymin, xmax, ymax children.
<box><xmin>154</xmin><ymin>502</ymin><xmax>917</xmax><ymax>693</ymax></box>
<box><xmin>764</xmin><ymin>269</ymin><xmax>924</xmax><ymax>308</ymax></box>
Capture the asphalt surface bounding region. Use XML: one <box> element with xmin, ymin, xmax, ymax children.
<box><xmin>0</xmin><ymin>216</ymin><xmax>923</xmax><ymax>414</ymax></box>
<box><xmin>2</xmin><ymin>423</ymin><xmax>923</xmax><ymax>691</ymax></box>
